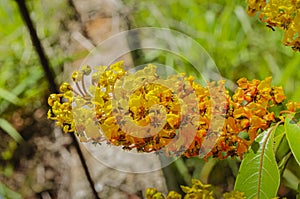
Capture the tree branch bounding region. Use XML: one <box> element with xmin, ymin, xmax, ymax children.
<box><xmin>14</xmin><ymin>0</ymin><xmax>100</xmax><ymax>198</ymax></box>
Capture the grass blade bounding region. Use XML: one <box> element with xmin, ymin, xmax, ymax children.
<box><xmin>0</xmin><ymin>88</ymin><xmax>22</xmax><ymax>105</ymax></box>
<box><xmin>0</xmin><ymin>118</ymin><xmax>24</xmax><ymax>143</ymax></box>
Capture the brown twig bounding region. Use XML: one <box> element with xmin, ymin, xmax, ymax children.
<box><xmin>14</xmin><ymin>0</ymin><xmax>57</xmax><ymax>94</ymax></box>
<box><xmin>14</xmin><ymin>0</ymin><xmax>100</xmax><ymax>198</ymax></box>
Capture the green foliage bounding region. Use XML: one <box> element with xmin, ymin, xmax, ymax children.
<box><xmin>274</xmin><ymin>125</ymin><xmax>286</xmax><ymax>156</ymax></box>
<box><xmin>285</xmin><ymin>116</ymin><xmax>300</xmax><ymax>166</ymax></box>
<box><xmin>0</xmin><ymin>118</ymin><xmax>23</xmax><ymax>143</ymax></box>
<box><xmin>0</xmin><ymin>1</ymin><xmax>75</xmax><ymax>197</ymax></box>
<box><xmin>0</xmin><ymin>0</ymin><xmax>44</xmax><ymax>113</ymax></box>
<box><xmin>0</xmin><ymin>88</ymin><xmax>22</xmax><ymax>107</ymax></box>
<box><xmin>234</xmin><ymin>127</ymin><xmax>280</xmax><ymax>199</ymax></box>
<box><xmin>233</xmin><ymin>117</ymin><xmax>300</xmax><ymax>198</ymax></box>
<box><xmin>124</xmin><ymin>0</ymin><xmax>300</xmax><ymax>98</ymax></box>
<box><xmin>0</xmin><ymin>0</ymin><xmax>73</xmax><ymax>115</ymax></box>
<box><xmin>0</xmin><ymin>181</ymin><xmax>21</xmax><ymax>199</ymax></box>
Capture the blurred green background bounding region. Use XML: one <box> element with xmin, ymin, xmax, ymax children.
<box><xmin>0</xmin><ymin>0</ymin><xmax>299</xmax><ymax>198</ymax></box>
<box><xmin>125</xmin><ymin>0</ymin><xmax>300</xmax><ymax>100</ymax></box>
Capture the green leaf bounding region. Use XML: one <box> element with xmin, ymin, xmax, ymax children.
<box><xmin>274</xmin><ymin>125</ymin><xmax>285</xmax><ymax>153</ymax></box>
<box><xmin>282</xmin><ymin>168</ymin><xmax>299</xmax><ymax>191</ymax></box>
<box><xmin>276</xmin><ymin>136</ymin><xmax>290</xmax><ymax>160</ymax></box>
<box><xmin>234</xmin><ymin>127</ymin><xmax>280</xmax><ymax>199</ymax></box>
<box><xmin>285</xmin><ymin>116</ymin><xmax>300</xmax><ymax>166</ymax></box>
<box><xmin>0</xmin><ymin>70</ymin><xmax>43</xmax><ymax>115</ymax></box>
<box><xmin>0</xmin><ymin>181</ymin><xmax>22</xmax><ymax>199</ymax></box>
<box><xmin>0</xmin><ymin>88</ymin><xmax>22</xmax><ymax>105</ymax></box>
<box><xmin>274</xmin><ymin>125</ymin><xmax>291</xmax><ymax>173</ymax></box>
<box><xmin>251</xmin><ymin>141</ymin><xmax>260</xmax><ymax>154</ymax></box>
<box><xmin>0</xmin><ymin>118</ymin><xmax>23</xmax><ymax>143</ymax></box>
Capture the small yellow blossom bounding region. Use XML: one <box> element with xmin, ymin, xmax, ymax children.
<box><xmin>223</xmin><ymin>190</ymin><xmax>246</xmax><ymax>199</ymax></box>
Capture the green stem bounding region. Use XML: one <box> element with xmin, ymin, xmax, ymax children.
<box><xmin>279</xmin><ymin>151</ymin><xmax>292</xmax><ymax>177</ymax></box>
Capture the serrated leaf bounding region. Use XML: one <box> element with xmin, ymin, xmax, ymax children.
<box><xmin>0</xmin><ymin>118</ymin><xmax>23</xmax><ymax>143</ymax></box>
<box><xmin>234</xmin><ymin>127</ymin><xmax>280</xmax><ymax>199</ymax></box>
<box><xmin>285</xmin><ymin>116</ymin><xmax>300</xmax><ymax>166</ymax></box>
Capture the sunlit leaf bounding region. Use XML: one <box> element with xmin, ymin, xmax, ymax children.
<box><xmin>285</xmin><ymin>116</ymin><xmax>300</xmax><ymax>166</ymax></box>
<box><xmin>0</xmin><ymin>118</ymin><xmax>23</xmax><ymax>143</ymax></box>
<box><xmin>234</xmin><ymin>127</ymin><xmax>280</xmax><ymax>199</ymax></box>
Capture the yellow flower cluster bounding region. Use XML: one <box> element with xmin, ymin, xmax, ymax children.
<box><xmin>145</xmin><ymin>179</ymin><xmax>246</xmax><ymax>199</ymax></box>
<box><xmin>48</xmin><ymin>61</ymin><xmax>292</xmax><ymax>159</ymax></box>
<box><xmin>47</xmin><ymin>84</ymin><xmax>74</xmax><ymax>133</ymax></box>
<box><xmin>246</xmin><ymin>0</ymin><xmax>300</xmax><ymax>51</ymax></box>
